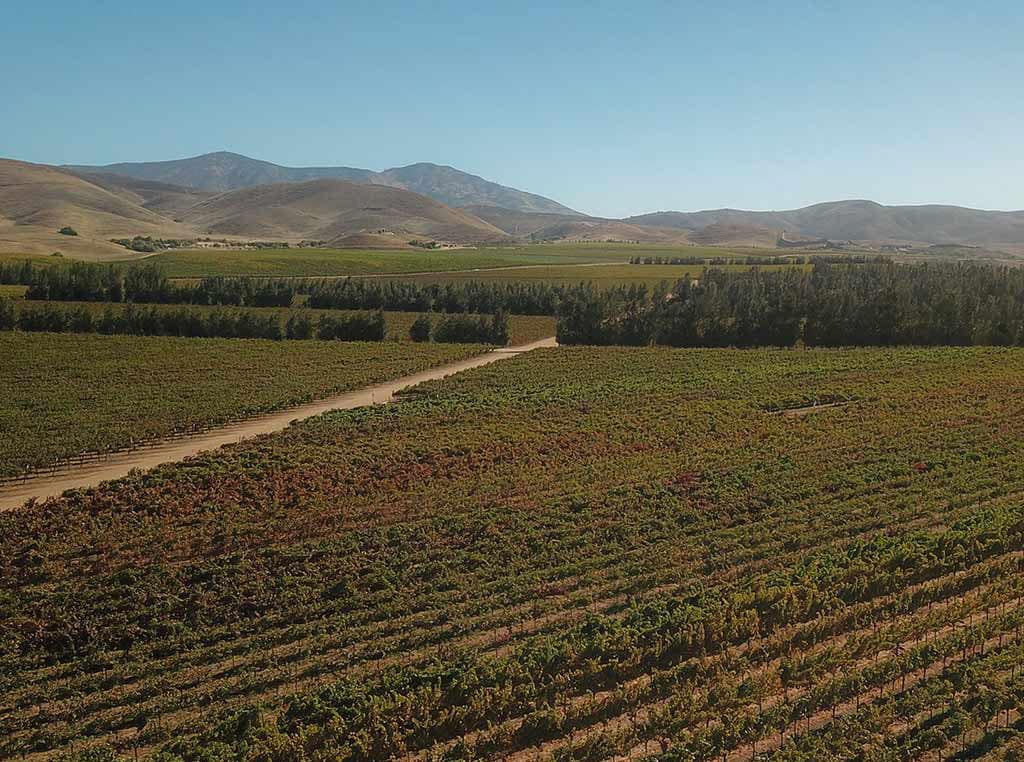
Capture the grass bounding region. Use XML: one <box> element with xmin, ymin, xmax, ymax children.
<box><xmin>145</xmin><ymin>247</ymin><xmax>588</xmax><ymax>277</ymax></box>
<box><xmin>376</xmin><ymin>261</ymin><xmax>810</xmax><ymax>289</ymax></box>
<box><xmin>144</xmin><ymin>243</ymin><xmax>811</xmax><ymax>278</ymax></box>
<box><xmin>12</xmin><ymin>300</ymin><xmax>557</xmax><ymax>346</ymax></box>
<box><xmin>0</xmin><ymin>285</ymin><xmax>27</xmax><ymax>299</ymax></box>
<box><xmin>0</xmin><ymin>333</ymin><xmax>485</xmax><ymax>477</ymax></box>
<box><xmin>3</xmin><ymin>243</ymin><xmax>842</xmax><ymax>281</ymax></box>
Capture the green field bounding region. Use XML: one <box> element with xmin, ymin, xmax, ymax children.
<box><xmin>144</xmin><ymin>247</ymin><xmax>593</xmax><ymax>277</ymax></box>
<box><xmin>141</xmin><ymin>243</ymin><xmax>799</xmax><ymax>277</ymax></box>
<box><xmin>11</xmin><ymin>300</ymin><xmax>557</xmax><ymax>346</ymax></box>
<box><xmin>2</xmin><ymin>243</ymin><xmax>826</xmax><ymax>283</ymax></box>
<box><xmin>3</xmin><ymin>345</ymin><xmax>1024</xmax><ymax>759</ymax></box>
<box><xmin>376</xmin><ymin>261</ymin><xmax>810</xmax><ymax>289</ymax></box>
<box><xmin>0</xmin><ymin>333</ymin><xmax>484</xmax><ymax>477</ymax></box>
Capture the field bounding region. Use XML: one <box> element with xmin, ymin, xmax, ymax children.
<box><xmin>136</xmin><ymin>244</ymin><xmax>796</xmax><ymax>278</ymax></box>
<box><xmin>0</xmin><ymin>284</ymin><xmax>27</xmax><ymax>298</ymax></box>
<box><xmin>142</xmin><ymin>247</ymin><xmax>592</xmax><ymax>277</ymax></box>
<box><xmin>9</xmin><ymin>300</ymin><xmax>557</xmax><ymax>346</ymax></box>
<box><xmin>376</xmin><ymin>262</ymin><xmax>810</xmax><ymax>289</ymax></box>
<box><xmin>0</xmin><ymin>333</ymin><xmax>484</xmax><ymax>478</ymax></box>
<box><xmin>3</xmin><ymin>345</ymin><xmax>1024</xmax><ymax>760</ymax></box>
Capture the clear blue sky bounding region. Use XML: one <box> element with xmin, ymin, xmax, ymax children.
<box><xmin>4</xmin><ymin>1</ymin><xmax>1022</xmax><ymax>217</ymax></box>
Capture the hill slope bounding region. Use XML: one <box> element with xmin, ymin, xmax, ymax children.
<box><xmin>468</xmin><ymin>205</ymin><xmax>691</xmax><ymax>243</ymax></box>
<box><xmin>179</xmin><ymin>179</ymin><xmax>510</xmax><ymax>244</ymax></box>
<box><xmin>68</xmin><ymin>152</ymin><xmax>579</xmax><ymax>216</ymax></box>
<box><xmin>0</xmin><ymin>159</ymin><xmax>194</xmax><ymax>258</ymax></box>
<box><xmin>628</xmin><ymin>200</ymin><xmax>1024</xmax><ymax>245</ymax></box>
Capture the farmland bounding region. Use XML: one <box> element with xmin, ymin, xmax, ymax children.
<box><xmin>376</xmin><ymin>262</ymin><xmax>809</xmax><ymax>290</ymax></box>
<box><xmin>130</xmin><ymin>244</ymin><xmax>797</xmax><ymax>278</ymax></box>
<box><xmin>0</xmin><ymin>333</ymin><xmax>484</xmax><ymax>478</ymax></box>
<box><xmin>143</xmin><ymin>247</ymin><xmax>590</xmax><ymax>278</ymax></box>
<box><xmin>2</xmin><ymin>345</ymin><xmax>1024</xmax><ymax>759</ymax></box>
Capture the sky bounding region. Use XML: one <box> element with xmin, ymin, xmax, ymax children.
<box><xmin>3</xmin><ymin>1</ymin><xmax>1023</xmax><ymax>218</ymax></box>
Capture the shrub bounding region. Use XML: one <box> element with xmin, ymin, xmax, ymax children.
<box><xmin>58</xmin><ymin>226</ymin><xmax>78</xmax><ymax>236</ymax></box>
<box><xmin>409</xmin><ymin>315</ymin><xmax>432</xmax><ymax>342</ymax></box>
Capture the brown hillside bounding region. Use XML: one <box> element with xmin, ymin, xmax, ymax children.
<box><xmin>0</xmin><ymin>159</ymin><xmax>195</xmax><ymax>258</ymax></box>
<box><xmin>529</xmin><ymin>218</ymin><xmax>690</xmax><ymax>244</ymax></box>
<box><xmin>688</xmin><ymin>222</ymin><xmax>777</xmax><ymax>246</ymax></box>
<box><xmin>69</xmin><ymin>171</ymin><xmax>214</xmax><ymax>219</ymax></box>
<box><xmin>180</xmin><ymin>179</ymin><xmax>510</xmax><ymax>244</ymax></box>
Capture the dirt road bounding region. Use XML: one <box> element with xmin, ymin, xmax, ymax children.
<box><xmin>0</xmin><ymin>337</ymin><xmax>556</xmax><ymax>511</ymax></box>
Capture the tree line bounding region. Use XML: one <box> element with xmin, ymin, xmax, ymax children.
<box><xmin>558</xmin><ymin>261</ymin><xmax>1024</xmax><ymax>347</ymax></box>
<box><xmin>21</xmin><ymin>263</ymin><xmax>296</xmax><ymax>307</ymax></box>
<box><xmin>0</xmin><ymin>302</ymin><xmax>386</xmax><ymax>342</ymax></box>
<box><xmin>627</xmin><ymin>254</ymin><xmax>888</xmax><ymax>265</ymax></box>
<box><xmin>412</xmin><ymin>312</ymin><xmax>510</xmax><ymax>345</ymax></box>
<box><xmin>13</xmin><ymin>261</ymin><xmax>584</xmax><ymax>315</ymax></box>
<box><xmin>0</xmin><ymin>300</ymin><xmax>511</xmax><ymax>345</ymax></box>
<box><xmin>303</xmin><ymin>278</ymin><xmax>581</xmax><ymax>315</ymax></box>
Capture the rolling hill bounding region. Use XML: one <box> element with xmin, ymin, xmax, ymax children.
<box><xmin>178</xmin><ymin>179</ymin><xmax>509</xmax><ymax>244</ymax></box>
<box><xmin>0</xmin><ymin>159</ymin><xmax>510</xmax><ymax>257</ymax></box>
<box><xmin>0</xmin><ymin>159</ymin><xmax>195</xmax><ymax>258</ymax></box>
<box><xmin>7</xmin><ymin>154</ymin><xmax>1024</xmax><ymax>256</ymax></box>
<box><xmin>628</xmin><ymin>200</ymin><xmax>1024</xmax><ymax>246</ymax></box>
<box><xmin>467</xmin><ymin>205</ymin><xmax>690</xmax><ymax>243</ymax></box>
<box><xmin>67</xmin><ymin>152</ymin><xmax>579</xmax><ymax>216</ymax></box>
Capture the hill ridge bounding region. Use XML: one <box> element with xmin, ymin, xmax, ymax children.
<box><xmin>66</xmin><ymin>151</ymin><xmax>580</xmax><ymax>216</ymax></box>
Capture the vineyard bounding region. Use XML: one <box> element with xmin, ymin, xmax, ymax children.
<box><xmin>0</xmin><ymin>333</ymin><xmax>484</xmax><ymax>478</ymax></box>
<box><xmin>2</xmin><ymin>346</ymin><xmax>1024</xmax><ymax>760</ymax></box>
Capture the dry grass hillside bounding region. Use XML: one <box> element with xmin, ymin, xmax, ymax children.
<box><xmin>468</xmin><ymin>205</ymin><xmax>691</xmax><ymax>244</ymax></box>
<box><xmin>0</xmin><ymin>160</ymin><xmax>511</xmax><ymax>257</ymax></box>
<box><xmin>72</xmin><ymin>172</ymin><xmax>215</xmax><ymax>219</ymax></box>
<box><xmin>179</xmin><ymin>179</ymin><xmax>510</xmax><ymax>244</ymax></box>
<box><xmin>0</xmin><ymin>159</ymin><xmax>195</xmax><ymax>258</ymax></box>
<box><xmin>687</xmin><ymin>221</ymin><xmax>777</xmax><ymax>246</ymax></box>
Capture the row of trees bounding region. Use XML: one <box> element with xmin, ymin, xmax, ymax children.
<box><xmin>415</xmin><ymin>312</ymin><xmax>510</xmax><ymax>345</ymax></box>
<box><xmin>304</xmin><ymin>278</ymin><xmax>585</xmax><ymax>316</ymax></box>
<box><xmin>0</xmin><ymin>259</ymin><xmax>35</xmax><ymax>285</ymax></box>
<box><xmin>0</xmin><ymin>302</ymin><xmax>389</xmax><ymax>342</ymax></box>
<box><xmin>13</xmin><ymin>261</ymin><xmax>587</xmax><ymax>315</ymax></box>
<box><xmin>558</xmin><ymin>261</ymin><xmax>1024</xmax><ymax>347</ymax></box>
<box><xmin>628</xmin><ymin>254</ymin><xmax>888</xmax><ymax>266</ymax></box>
<box><xmin>24</xmin><ymin>262</ymin><xmax>175</xmax><ymax>303</ymax></box>
<box><xmin>1</xmin><ymin>301</ymin><xmax>510</xmax><ymax>345</ymax></box>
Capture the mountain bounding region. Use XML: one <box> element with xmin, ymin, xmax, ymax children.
<box><xmin>467</xmin><ymin>205</ymin><xmax>691</xmax><ymax>243</ymax></box>
<box><xmin>0</xmin><ymin>159</ymin><xmax>509</xmax><ymax>257</ymax></box>
<box><xmin>70</xmin><ymin>172</ymin><xmax>215</xmax><ymax>219</ymax></box>
<box><xmin>628</xmin><ymin>200</ymin><xmax>1024</xmax><ymax>246</ymax></box>
<box><xmin>178</xmin><ymin>178</ymin><xmax>509</xmax><ymax>244</ymax></box>
<box><xmin>67</xmin><ymin>151</ymin><xmax>579</xmax><ymax>216</ymax></box>
<box><xmin>0</xmin><ymin>159</ymin><xmax>194</xmax><ymax>258</ymax></box>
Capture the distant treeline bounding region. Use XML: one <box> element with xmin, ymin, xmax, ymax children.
<box><xmin>627</xmin><ymin>254</ymin><xmax>888</xmax><ymax>266</ymax></box>
<box><xmin>0</xmin><ymin>260</ymin><xmax>37</xmax><ymax>285</ymax></box>
<box><xmin>0</xmin><ymin>300</ymin><xmax>511</xmax><ymax>345</ymax></box>
<box><xmin>421</xmin><ymin>312</ymin><xmax>510</xmax><ymax>345</ymax></box>
<box><xmin>558</xmin><ymin>261</ymin><xmax>1024</xmax><ymax>347</ymax></box>
<box><xmin>303</xmin><ymin>279</ymin><xmax>582</xmax><ymax>316</ymax></box>
<box><xmin>22</xmin><ymin>263</ymin><xmax>296</xmax><ymax>307</ymax></box>
<box><xmin>15</xmin><ymin>261</ymin><xmax>592</xmax><ymax>316</ymax></box>
<box><xmin>0</xmin><ymin>302</ymin><xmax>385</xmax><ymax>342</ymax></box>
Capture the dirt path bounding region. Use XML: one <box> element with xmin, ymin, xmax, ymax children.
<box><xmin>0</xmin><ymin>337</ymin><xmax>556</xmax><ymax>511</ymax></box>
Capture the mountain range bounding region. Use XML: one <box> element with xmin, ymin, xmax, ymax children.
<box><xmin>1</xmin><ymin>151</ymin><xmax>1022</xmax><ymax>259</ymax></box>
<box><xmin>67</xmin><ymin>151</ymin><xmax>578</xmax><ymax>216</ymax></box>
